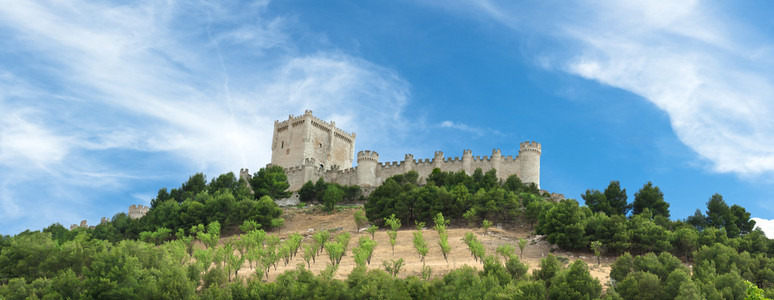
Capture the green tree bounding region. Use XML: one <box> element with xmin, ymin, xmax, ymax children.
<box><xmin>208</xmin><ymin>172</ymin><xmax>240</xmax><ymax>195</ymax></box>
<box><xmin>322</xmin><ymin>184</ymin><xmax>344</xmax><ymax>212</ymax></box>
<box><xmin>604</xmin><ymin>180</ymin><xmax>630</xmax><ymax>216</ymax></box>
<box><xmin>518</xmin><ymin>238</ymin><xmax>528</xmax><ymax>259</ymax></box>
<box><xmin>506</xmin><ymin>255</ymin><xmax>529</xmax><ymax>281</ymax></box>
<box><xmin>383</xmin><ymin>258</ymin><xmax>405</xmax><ymax>278</ymax></box>
<box><xmin>537</xmin><ymin>199</ymin><xmax>588</xmax><ymax>250</ymax></box>
<box><xmin>482</xmin><ymin>219</ymin><xmax>493</xmax><ymax>234</ymax></box>
<box><xmin>582</xmin><ymin>189</ymin><xmax>611</xmax><ymax>216</ymax></box>
<box><xmin>298</xmin><ymin>180</ymin><xmax>317</xmax><ymax>202</ymax></box>
<box><xmin>730</xmin><ymin>204</ymin><xmax>755</xmax><ymax>236</ymax></box>
<box><xmin>353</xmin><ymin>210</ymin><xmax>368</xmax><ymax>230</ymax></box>
<box><xmin>385</xmin><ymin>214</ymin><xmax>401</xmax><ymax>254</ymax></box>
<box><xmin>533</xmin><ymin>254</ymin><xmax>562</xmax><ymax>287</ymax></box>
<box><xmin>549</xmin><ymin>260</ymin><xmax>602</xmax><ymax>300</ymax></box>
<box><xmin>671</xmin><ymin>227</ymin><xmax>698</xmax><ymax>261</ymax></box>
<box><xmin>251</xmin><ymin>195</ymin><xmax>283</xmax><ymax>229</ymax></box>
<box><xmin>249</xmin><ymin>166</ymin><xmax>291</xmax><ymax>200</ymax></box>
<box><xmin>615</xmin><ymin>271</ymin><xmax>662</xmax><ymax>300</ymax></box>
<box><xmin>181</xmin><ymin>172</ymin><xmax>208</xmax><ymax>201</ymax></box>
<box><xmin>412</xmin><ymin>229</ymin><xmax>429</xmax><ymax>263</ymax></box>
<box><xmin>632</xmin><ymin>182</ymin><xmax>670</xmax><ymax>218</ymax></box>
<box><xmin>590</xmin><ymin>241</ymin><xmax>605</xmax><ymax>265</ymax></box>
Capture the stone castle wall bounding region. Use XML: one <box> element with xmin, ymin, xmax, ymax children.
<box><xmin>271</xmin><ymin>110</ymin><xmax>355</xmax><ymax>171</ymax></box>
<box><xmin>128</xmin><ymin>204</ymin><xmax>149</xmax><ymax>219</ymax></box>
<box><xmin>256</xmin><ymin>111</ymin><xmax>541</xmax><ymax>193</ymax></box>
<box><xmin>275</xmin><ymin>145</ymin><xmax>541</xmax><ymax>192</ymax></box>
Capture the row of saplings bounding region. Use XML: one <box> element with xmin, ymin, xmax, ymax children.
<box><xmin>168</xmin><ymin>209</ymin><xmax>767</xmax><ymax>299</ymax></box>
<box><xmin>163</xmin><ymin>210</ymin><xmax>543</xmax><ymax>286</ymax></box>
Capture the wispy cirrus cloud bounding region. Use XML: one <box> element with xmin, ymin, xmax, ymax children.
<box><xmin>434</xmin><ymin>0</ymin><xmax>774</xmax><ymax>177</ymax></box>
<box><xmin>439</xmin><ymin>120</ymin><xmax>501</xmax><ymax>137</ymax></box>
<box><xmin>0</xmin><ymin>0</ymin><xmax>411</xmax><ymax>233</ymax></box>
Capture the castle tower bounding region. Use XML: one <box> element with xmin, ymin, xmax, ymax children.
<box><xmin>239</xmin><ymin>168</ymin><xmax>251</xmax><ymax>182</ymax></box>
<box><xmin>356</xmin><ymin>150</ymin><xmax>379</xmax><ymax>187</ymax></box>
<box><xmin>433</xmin><ymin>151</ymin><xmax>444</xmax><ymax>168</ymax></box>
<box><xmin>271</xmin><ymin>110</ymin><xmax>356</xmax><ymax>171</ymax></box>
<box><xmin>462</xmin><ymin>149</ymin><xmax>473</xmax><ymax>174</ymax></box>
<box><xmin>403</xmin><ymin>154</ymin><xmax>414</xmax><ymax>172</ymax></box>
<box><xmin>491</xmin><ymin>148</ymin><xmax>502</xmax><ymax>179</ymax></box>
<box><xmin>519</xmin><ymin>141</ymin><xmax>541</xmax><ymax>188</ymax></box>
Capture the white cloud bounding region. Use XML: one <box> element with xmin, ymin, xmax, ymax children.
<box><xmin>0</xmin><ymin>111</ymin><xmax>70</xmax><ymax>170</ymax></box>
<box><xmin>439</xmin><ymin>120</ymin><xmax>502</xmax><ymax>137</ymax></box>
<box><xmin>752</xmin><ymin>218</ymin><xmax>774</xmax><ymax>239</ymax></box>
<box><xmin>0</xmin><ymin>0</ymin><xmax>411</xmax><ymax>233</ymax></box>
<box><xmin>439</xmin><ymin>0</ymin><xmax>774</xmax><ymax>177</ymax></box>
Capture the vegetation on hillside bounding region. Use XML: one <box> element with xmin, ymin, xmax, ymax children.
<box><xmin>1</xmin><ymin>166</ymin><xmax>772</xmax><ymax>299</ymax></box>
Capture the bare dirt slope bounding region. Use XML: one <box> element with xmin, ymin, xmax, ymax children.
<box><xmin>234</xmin><ymin>206</ymin><xmax>613</xmax><ymax>284</ymax></box>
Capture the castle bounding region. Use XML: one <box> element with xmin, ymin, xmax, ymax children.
<box><xmin>70</xmin><ymin>205</ymin><xmax>149</xmax><ymax>230</ymax></box>
<box><xmin>244</xmin><ymin>110</ymin><xmax>541</xmax><ymax>192</ymax></box>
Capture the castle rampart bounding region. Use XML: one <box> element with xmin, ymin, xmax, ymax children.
<box><xmin>128</xmin><ymin>204</ymin><xmax>149</xmax><ymax>219</ymax></box>
<box><xmin>251</xmin><ymin>112</ymin><xmax>541</xmax><ymax>192</ymax></box>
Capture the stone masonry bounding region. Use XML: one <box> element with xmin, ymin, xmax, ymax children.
<box><xmin>247</xmin><ymin>111</ymin><xmax>541</xmax><ymax>192</ymax></box>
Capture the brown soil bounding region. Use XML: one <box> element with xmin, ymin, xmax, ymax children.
<box><xmin>233</xmin><ymin>205</ymin><xmax>613</xmax><ymax>286</ymax></box>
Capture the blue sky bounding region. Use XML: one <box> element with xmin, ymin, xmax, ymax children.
<box><xmin>2</xmin><ymin>0</ymin><xmax>774</xmax><ymax>236</ymax></box>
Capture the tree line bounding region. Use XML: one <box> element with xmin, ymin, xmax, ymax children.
<box><xmin>1</xmin><ymin>166</ymin><xmax>773</xmax><ymax>298</ymax></box>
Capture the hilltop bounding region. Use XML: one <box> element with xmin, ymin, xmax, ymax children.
<box><xmin>229</xmin><ymin>205</ymin><xmax>612</xmax><ymax>283</ymax></box>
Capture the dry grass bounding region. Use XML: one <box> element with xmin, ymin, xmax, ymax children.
<box><xmin>232</xmin><ymin>206</ymin><xmax>613</xmax><ymax>285</ymax></box>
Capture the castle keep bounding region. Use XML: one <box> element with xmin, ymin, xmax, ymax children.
<box><xmin>255</xmin><ymin>111</ymin><xmax>541</xmax><ymax>191</ymax></box>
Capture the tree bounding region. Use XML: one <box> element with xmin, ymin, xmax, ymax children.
<box><xmin>686</xmin><ymin>209</ymin><xmax>707</xmax><ymax>230</ymax></box>
<box><xmin>322</xmin><ymin>184</ymin><xmax>344</xmax><ymax>212</ymax></box>
<box><xmin>249</xmin><ymin>166</ymin><xmax>291</xmax><ymax>200</ymax></box>
<box><xmin>632</xmin><ymin>182</ymin><xmax>669</xmax><ymax>218</ymax></box>
<box><xmin>703</xmin><ymin>194</ymin><xmax>755</xmax><ymax>238</ymax></box>
<box><xmin>151</xmin><ymin>187</ymin><xmax>171</xmax><ymax>208</ymax></box>
<box><xmin>581</xmin><ymin>189</ymin><xmax>610</xmax><ymax>216</ymax></box>
<box><xmin>730</xmin><ymin>204</ymin><xmax>755</xmax><ymax>236</ymax></box>
<box><xmin>462</xmin><ymin>232</ymin><xmax>485</xmax><ymax>262</ymax></box>
<box><xmin>353</xmin><ymin>210</ymin><xmax>368</xmax><ymax>230</ymax></box>
<box><xmin>548</xmin><ymin>260</ymin><xmax>602</xmax><ymax>300</ymax></box>
<box><xmin>412</xmin><ymin>230</ymin><xmax>429</xmax><ymax>263</ymax></box>
<box><xmin>518</xmin><ymin>238</ymin><xmax>528</xmax><ymax>259</ymax></box>
<box><xmin>208</xmin><ymin>172</ymin><xmax>239</xmax><ymax>195</ymax></box>
<box><xmin>434</xmin><ymin>213</ymin><xmax>452</xmax><ymax>263</ymax></box>
<box><xmin>482</xmin><ymin>219</ymin><xmax>493</xmax><ymax>234</ymax></box>
<box><xmin>590</xmin><ymin>241</ymin><xmax>605</xmax><ymax>265</ymax></box>
<box><xmin>604</xmin><ymin>180</ymin><xmax>630</xmax><ymax>216</ymax></box>
<box><xmin>706</xmin><ymin>193</ymin><xmax>730</xmax><ymax>229</ymax></box>
<box><xmin>385</xmin><ymin>214</ymin><xmax>401</xmax><ymax>254</ymax></box>
<box><xmin>537</xmin><ymin>199</ymin><xmax>588</xmax><ymax>250</ymax></box>
<box><xmin>181</xmin><ymin>173</ymin><xmax>208</xmax><ymax>200</ymax></box>
<box><xmin>366</xmin><ymin>225</ymin><xmax>378</xmax><ymax>239</ymax></box>
<box><xmin>383</xmin><ymin>258</ymin><xmax>405</xmax><ymax>278</ymax></box>
<box><xmin>298</xmin><ymin>180</ymin><xmax>317</xmax><ymax>203</ymax></box>
<box><xmin>615</xmin><ymin>271</ymin><xmax>662</xmax><ymax>300</ymax></box>
<box><xmin>251</xmin><ymin>195</ymin><xmax>283</xmax><ymax>229</ymax></box>
<box><xmin>671</xmin><ymin>227</ymin><xmax>698</xmax><ymax>261</ymax></box>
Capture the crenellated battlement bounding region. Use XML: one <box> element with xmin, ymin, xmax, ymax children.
<box><xmin>357</xmin><ymin>150</ymin><xmax>379</xmax><ymax>162</ymax></box>
<box><xmin>519</xmin><ymin>141</ymin><xmax>541</xmax><ymax>153</ymax></box>
<box><xmin>128</xmin><ymin>204</ymin><xmax>149</xmax><ymax>219</ymax></box>
<box><xmin>261</xmin><ymin>111</ymin><xmax>540</xmax><ymax>191</ymax></box>
<box><xmin>274</xmin><ymin>110</ymin><xmax>356</xmax><ymax>141</ymax></box>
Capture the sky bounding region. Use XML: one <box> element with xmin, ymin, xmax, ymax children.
<box><xmin>2</xmin><ymin>0</ymin><xmax>774</xmax><ymax>236</ymax></box>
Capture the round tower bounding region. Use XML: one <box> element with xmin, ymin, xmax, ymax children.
<box><xmin>356</xmin><ymin>150</ymin><xmax>379</xmax><ymax>187</ymax></box>
<box><xmin>491</xmin><ymin>148</ymin><xmax>502</xmax><ymax>179</ymax></box>
<box><xmin>518</xmin><ymin>141</ymin><xmax>541</xmax><ymax>189</ymax></box>
<box><xmin>462</xmin><ymin>149</ymin><xmax>473</xmax><ymax>174</ymax></box>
